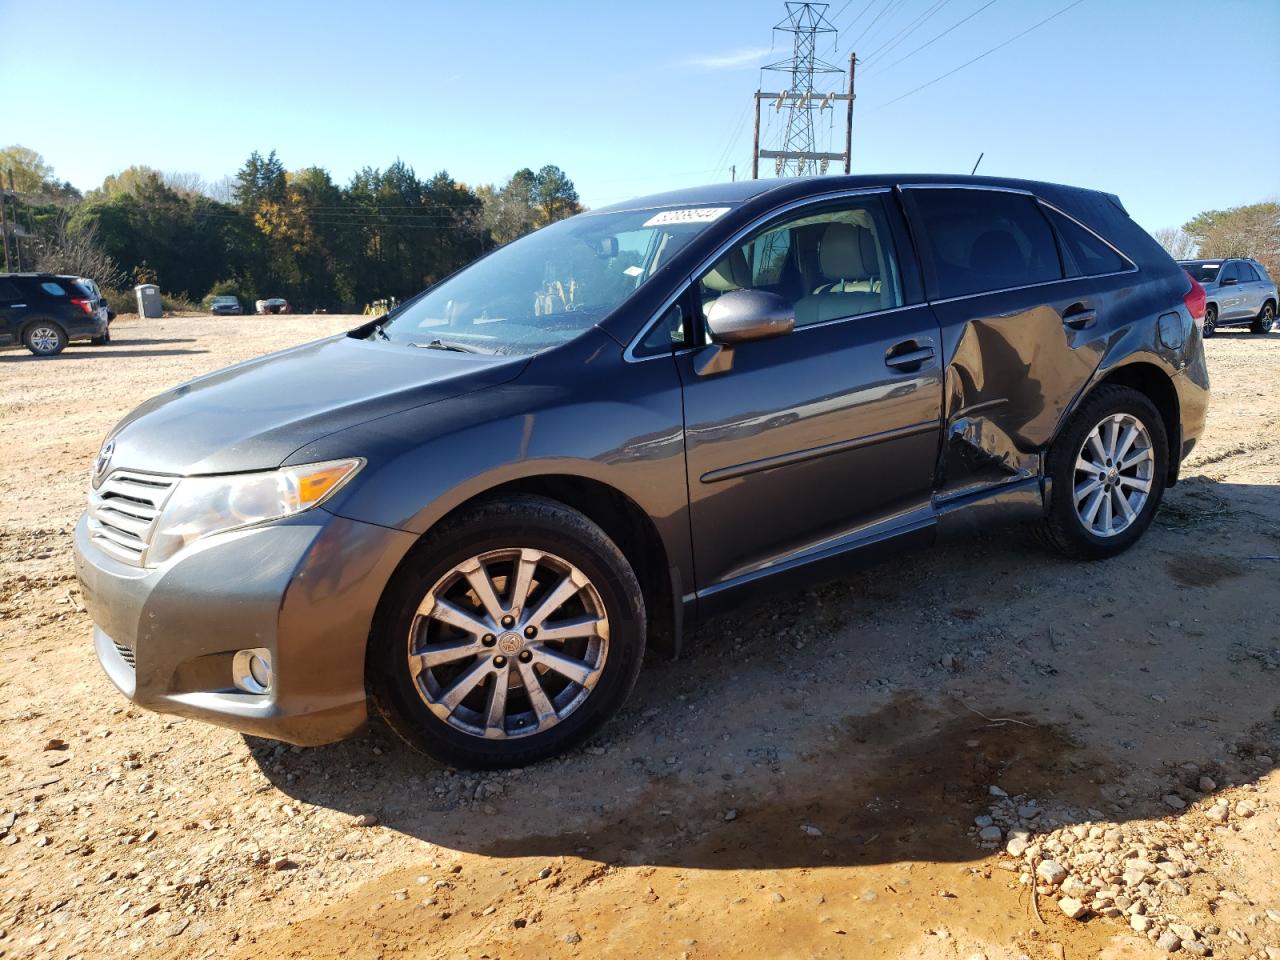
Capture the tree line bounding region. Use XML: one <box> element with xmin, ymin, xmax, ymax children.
<box><xmin>0</xmin><ymin>145</ymin><xmax>583</xmax><ymax>313</ymax></box>
<box><xmin>1154</xmin><ymin>202</ymin><xmax>1279</xmax><ymax>279</ymax></box>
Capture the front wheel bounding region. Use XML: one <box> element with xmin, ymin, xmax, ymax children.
<box><xmin>1038</xmin><ymin>386</ymin><xmax>1168</xmax><ymax>560</ymax></box>
<box><xmin>1251</xmin><ymin>301</ymin><xmax>1275</xmax><ymax>334</ymax></box>
<box><xmin>369</xmin><ymin>496</ymin><xmax>646</xmax><ymax>769</ymax></box>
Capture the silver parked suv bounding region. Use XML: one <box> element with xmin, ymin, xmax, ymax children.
<box><xmin>1179</xmin><ymin>258</ymin><xmax>1277</xmax><ymax>336</ymax></box>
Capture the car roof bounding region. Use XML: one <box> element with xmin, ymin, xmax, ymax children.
<box><xmin>586</xmin><ymin>173</ymin><xmax>1119</xmax><ymax>216</ymax></box>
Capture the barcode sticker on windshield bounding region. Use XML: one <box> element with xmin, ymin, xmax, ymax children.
<box><xmin>642</xmin><ymin>207</ymin><xmax>731</xmax><ymax>228</ymax></box>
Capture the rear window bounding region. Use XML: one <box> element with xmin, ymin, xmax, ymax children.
<box><xmin>1183</xmin><ymin>262</ymin><xmax>1221</xmax><ymax>283</ymax></box>
<box><xmin>910</xmin><ymin>189</ymin><xmax>1062</xmax><ymax>299</ymax></box>
<box><xmin>1043</xmin><ymin>207</ymin><xmax>1130</xmax><ymax>277</ymax></box>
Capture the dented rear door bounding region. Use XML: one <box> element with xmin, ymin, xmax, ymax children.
<box><xmin>901</xmin><ymin>186</ymin><xmax>1113</xmax><ymax>499</ymax></box>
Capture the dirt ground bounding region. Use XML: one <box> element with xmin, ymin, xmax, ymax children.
<box><xmin>1</xmin><ymin>316</ymin><xmax>1277</xmax><ymax>960</ymax></box>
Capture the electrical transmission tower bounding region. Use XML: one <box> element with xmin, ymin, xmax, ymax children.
<box><xmin>752</xmin><ymin>2</ymin><xmax>856</xmax><ymax>179</ymax></box>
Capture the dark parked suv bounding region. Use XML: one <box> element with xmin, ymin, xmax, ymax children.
<box><xmin>1</xmin><ymin>273</ymin><xmax>112</xmax><ymax>355</ymax></box>
<box><xmin>74</xmin><ymin>175</ymin><xmax>1209</xmax><ymax>768</ymax></box>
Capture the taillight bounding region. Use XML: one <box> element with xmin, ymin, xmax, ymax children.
<box><xmin>1183</xmin><ymin>271</ymin><xmax>1206</xmax><ymax>323</ymax></box>
<box><xmin>70</xmin><ymin>297</ymin><xmax>94</xmax><ymax>316</ymax></box>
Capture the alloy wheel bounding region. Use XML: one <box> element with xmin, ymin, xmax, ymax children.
<box><xmin>29</xmin><ymin>327</ymin><xmax>60</xmax><ymax>354</ymax></box>
<box><xmin>1073</xmin><ymin>412</ymin><xmax>1155</xmax><ymax>538</ymax></box>
<box><xmin>1203</xmin><ymin>307</ymin><xmax>1216</xmax><ymax>336</ymax></box>
<box><xmin>408</xmin><ymin>548</ymin><xmax>610</xmax><ymax>739</ymax></box>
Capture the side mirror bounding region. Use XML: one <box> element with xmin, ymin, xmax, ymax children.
<box><xmin>1221</xmin><ymin>276</ymin><xmax>1238</xmax><ymax>286</ymax></box>
<box><xmin>705</xmin><ymin>289</ymin><xmax>795</xmax><ymax>344</ymax></box>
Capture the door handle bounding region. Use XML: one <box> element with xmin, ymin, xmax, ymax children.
<box><xmin>1062</xmin><ymin>303</ymin><xmax>1097</xmax><ymax>330</ymax></box>
<box><xmin>884</xmin><ymin>341</ymin><xmax>935</xmax><ymax>371</ymax></box>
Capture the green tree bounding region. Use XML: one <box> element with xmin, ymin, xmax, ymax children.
<box><xmin>1184</xmin><ymin>201</ymin><xmax>1280</xmax><ymax>279</ymax></box>
<box><xmin>0</xmin><ymin>145</ymin><xmax>54</xmax><ymax>191</ymax></box>
<box><xmin>533</xmin><ymin>164</ymin><xmax>582</xmax><ymax>225</ymax></box>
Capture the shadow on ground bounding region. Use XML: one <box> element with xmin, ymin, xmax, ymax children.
<box><xmin>249</xmin><ymin>477</ymin><xmax>1280</xmax><ymax>871</ymax></box>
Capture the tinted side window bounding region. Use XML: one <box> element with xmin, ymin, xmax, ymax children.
<box><xmin>0</xmin><ymin>279</ymin><xmax>21</xmax><ymax>301</ymax></box>
<box><xmin>1238</xmin><ymin>262</ymin><xmax>1260</xmax><ymax>282</ymax></box>
<box><xmin>1043</xmin><ymin>207</ymin><xmax>1129</xmax><ymax>277</ymax></box>
<box><xmin>697</xmin><ymin>194</ymin><xmax>905</xmax><ymax>329</ymax></box>
<box><xmin>910</xmin><ymin>189</ymin><xmax>1062</xmax><ymax>299</ymax></box>
<box><xmin>1219</xmin><ymin>262</ymin><xmax>1239</xmax><ymax>283</ymax></box>
<box><xmin>39</xmin><ymin>281</ymin><xmax>69</xmax><ymax>297</ymax></box>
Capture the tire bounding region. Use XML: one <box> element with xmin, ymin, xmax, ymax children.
<box><xmin>368</xmin><ymin>495</ymin><xmax>646</xmax><ymax>769</ymax></box>
<box><xmin>1037</xmin><ymin>385</ymin><xmax>1168</xmax><ymax>561</ymax></box>
<box><xmin>24</xmin><ymin>322</ymin><xmax>68</xmax><ymax>357</ymax></box>
<box><xmin>1202</xmin><ymin>304</ymin><xmax>1217</xmax><ymax>337</ymax></box>
<box><xmin>1251</xmin><ymin>300</ymin><xmax>1275</xmax><ymax>335</ymax></box>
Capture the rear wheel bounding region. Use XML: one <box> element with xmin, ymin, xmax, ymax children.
<box><xmin>1038</xmin><ymin>386</ymin><xmax>1168</xmax><ymax>560</ymax></box>
<box><xmin>1203</xmin><ymin>304</ymin><xmax>1218</xmax><ymax>337</ymax></box>
<box><xmin>1251</xmin><ymin>300</ymin><xmax>1275</xmax><ymax>334</ymax></box>
<box><xmin>24</xmin><ymin>322</ymin><xmax>67</xmax><ymax>357</ymax></box>
<box><xmin>369</xmin><ymin>496</ymin><xmax>646</xmax><ymax>769</ymax></box>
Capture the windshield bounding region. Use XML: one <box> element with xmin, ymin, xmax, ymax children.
<box><xmin>1183</xmin><ymin>262</ymin><xmax>1221</xmax><ymax>283</ymax></box>
<box><xmin>213</xmin><ymin>296</ymin><xmax>237</xmax><ymax>304</ymax></box>
<box><xmin>374</xmin><ymin>204</ymin><xmax>735</xmax><ymax>356</ymax></box>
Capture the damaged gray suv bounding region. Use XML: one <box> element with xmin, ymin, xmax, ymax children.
<box><xmin>75</xmin><ymin>175</ymin><xmax>1209</xmax><ymax>769</ymax></box>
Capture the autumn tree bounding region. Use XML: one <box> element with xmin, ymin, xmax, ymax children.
<box><xmin>1183</xmin><ymin>201</ymin><xmax>1280</xmax><ymax>279</ymax></box>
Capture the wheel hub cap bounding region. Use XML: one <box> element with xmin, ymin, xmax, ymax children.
<box><xmin>1073</xmin><ymin>412</ymin><xmax>1155</xmax><ymax>538</ymax></box>
<box><xmin>407</xmin><ymin>548</ymin><xmax>610</xmax><ymax>739</ymax></box>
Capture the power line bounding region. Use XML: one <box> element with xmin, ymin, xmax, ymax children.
<box><xmin>860</xmin><ymin>0</ymin><xmax>952</xmax><ymax>66</ymax></box>
<box><xmin>860</xmin><ymin>0</ymin><xmax>1001</xmax><ymax>77</ymax></box>
<box><xmin>872</xmin><ymin>0</ymin><xmax>1087</xmax><ymax>108</ymax></box>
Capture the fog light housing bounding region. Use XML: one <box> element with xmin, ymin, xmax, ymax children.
<box><xmin>232</xmin><ymin>648</ymin><xmax>273</xmax><ymax>694</ymax></box>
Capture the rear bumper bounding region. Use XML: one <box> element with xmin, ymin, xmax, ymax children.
<box><xmin>65</xmin><ymin>316</ymin><xmax>109</xmax><ymax>341</ymax></box>
<box><xmin>75</xmin><ymin>509</ymin><xmax>417</xmax><ymax>746</ymax></box>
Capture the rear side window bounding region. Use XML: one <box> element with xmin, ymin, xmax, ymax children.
<box><xmin>0</xmin><ymin>279</ymin><xmax>21</xmax><ymax>301</ymax></box>
<box><xmin>40</xmin><ymin>280</ymin><xmax>69</xmax><ymax>297</ymax></box>
<box><xmin>1043</xmin><ymin>207</ymin><xmax>1130</xmax><ymax>277</ymax></box>
<box><xmin>1238</xmin><ymin>262</ymin><xmax>1260</xmax><ymax>282</ymax></box>
<box><xmin>909</xmin><ymin>189</ymin><xmax>1061</xmax><ymax>299</ymax></box>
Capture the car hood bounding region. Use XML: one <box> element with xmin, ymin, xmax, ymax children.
<box><xmin>103</xmin><ymin>334</ymin><xmax>529</xmax><ymax>475</ymax></box>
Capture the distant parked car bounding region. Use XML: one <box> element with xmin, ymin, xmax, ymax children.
<box><xmin>0</xmin><ymin>272</ymin><xmax>112</xmax><ymax>355</ymax></box>
<box><xmin>255</xmin><ymin>298</ymin><xmax>291</xmax><ymax>315</ymax></box>
<box><xmin>73</xmin><ymin>276</ymin><xmax>115</xmax><ymax>343</ymax></box>
<box><xmin>1179</xmin><ymin>258</ymin><xmax>1276</xmax><ymax>335</ymax></box>
<box><xmin>210</xmin><ymin>296</ymin><xmax>243</xmax><ymax>316</ymax></box>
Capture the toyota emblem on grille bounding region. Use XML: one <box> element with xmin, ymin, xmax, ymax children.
<box><xmin>94</xmin><ymin>440</ymin><xmax>115</xmax><ymax>481</ymax></box>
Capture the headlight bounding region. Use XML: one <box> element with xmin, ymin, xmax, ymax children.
<box><xmin>148</xmin><ymin>458</ymin><xmax>362</xmax><ymax>565</ymax></box>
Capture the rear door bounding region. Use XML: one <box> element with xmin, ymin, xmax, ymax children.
<box><xmin>1217</xmin><ymin>262</ymin><xmax>1246</xmax><ymax>319</ymax></box>
<box><xmin>674</xmin><ymin>190</ymin><xmax>943</xmax><ymax>598</ymax></box>
<box><xmin>0</xmin><ymin>277</ymin><xmax>25</xmax><ymax>346</ymax></box>
<box><xmin>901</xmin><ymin>185</ymin><xmax>1131</xmax><ymax>497</ymax></box>
<box><xmin>1236</xmin><ymin>261</ymin><xmax>1262</xmax><ymax>317</ymax></box>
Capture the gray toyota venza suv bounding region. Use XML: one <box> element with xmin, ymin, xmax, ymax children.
<box><xmin>75</xmin><ymin>175</ymin><xmax>1209</xmax><ymax>769</ymax></box>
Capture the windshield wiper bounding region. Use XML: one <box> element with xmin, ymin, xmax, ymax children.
<box><xmin>410</xmin><ymin>338</ymin><xmax>479</xmax><ymax>354</ymax></box>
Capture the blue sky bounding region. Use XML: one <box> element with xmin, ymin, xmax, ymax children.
<box><xmin>2</xmin><ymin>0</ymin><xmax>1277</xmax><ymax>232</ymax></box>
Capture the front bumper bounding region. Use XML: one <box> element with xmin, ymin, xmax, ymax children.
<box><xmin>74</xmin><ymin>509</ymin><xmax>417</xmax><ymax>745</ymax></box>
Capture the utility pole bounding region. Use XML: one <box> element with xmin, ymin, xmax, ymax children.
<box><xmin>752</xmin><ymin>3</ymin><xmax>855</xmax><ymax>179</ymax></box>
<box><xmin>7</xmin><ymin>171</ymin><xmax>20</xmax><ymax>272</ymax></box>
<box><xmin>0</xmin><ymin>179</ymin><xmax>10</xmax><ymax>273</ymax></box>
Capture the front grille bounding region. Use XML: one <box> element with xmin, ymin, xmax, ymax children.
<box><xmin>86</xmin><ymin>469</ymin><xmax>179</xmax><ymax>566</ymax></box>
<box><xmin>112</xmin><ymin>640</ymin><xmax>136</xmax><ymax>669</ymax></box>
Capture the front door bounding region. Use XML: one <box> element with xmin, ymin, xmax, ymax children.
<box><xmin>675</xmin><ymin>191</ymin><xmax>943</xmax><ymax>598</ymax></box>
